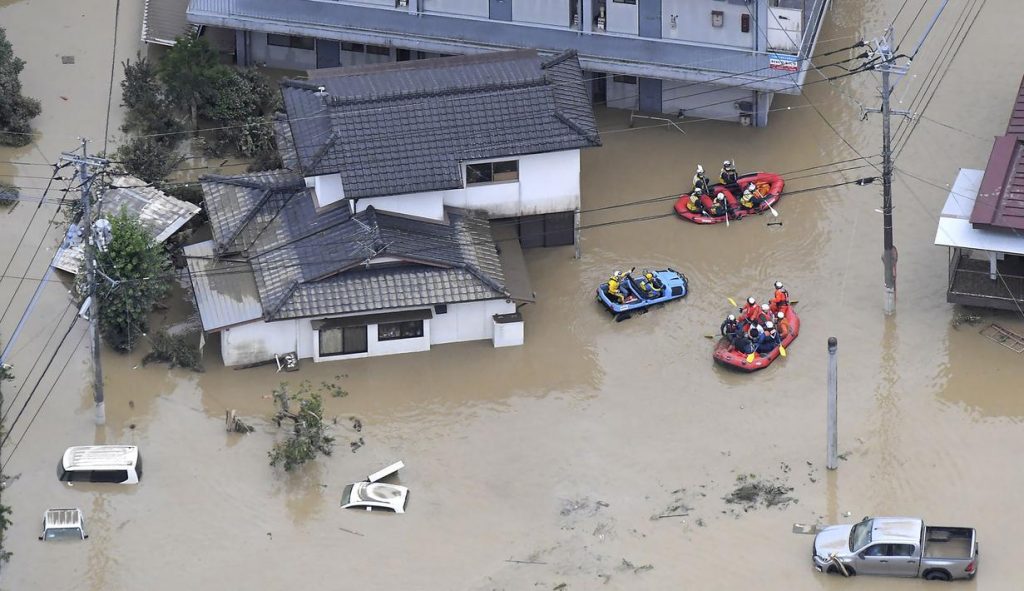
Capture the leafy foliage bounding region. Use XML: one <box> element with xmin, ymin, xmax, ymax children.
<box><xmin>0</xmin><ymin>27</ymin><xmax>42</xmax><ymax>147</ymax></box>
<box><xmin>158</xmin><ymin>33</ymin><xmax>221</xmax><ymax>128</ymax></box>
<box><xmin>269</xmin><ymin>382</ymin><xmax>336</xmax><ymax>472</ymax></box>
<box><xmin>93</xmin><ymin>211</ymin><xmax>172</xmax><ymax>352</ymax></box>
<box><xmin>0</xmin><ymin>182</ymin><xmax>16</xmax><ymax>207</ymax></box>
<box><xmin>115</xmin><ymin>137</ymin><xmax>181</xmax><ymax>184</ymax></box>
<box><xmin>120</xmin><ymin>55</ymin><xmax>183</xmax><ymax>147</ymax></box>
<box><xmin>142</xmin><ymin>330</ymin><xmax>204</xmax><ymax>371</ymax></box>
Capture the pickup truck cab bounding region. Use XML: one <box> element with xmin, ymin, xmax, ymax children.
<box><xmin>812</xmin><ymin>516</ymin><xmax>977</xmax><ymax>581</ymax></box>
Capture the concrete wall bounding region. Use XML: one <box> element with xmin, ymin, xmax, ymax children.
<box><xmin>423</xmin><ymin>0</ymin><xmax>489</xmax><ymax>17</ymax></box>
<box><xmin>661</xmin><ymin>0</ymin><xmax>755</xmax><ymax>49</ymax></box>
<box><xmin>250</xmin><ymin>32</ymin><xmax>317</xmax><ymax>69</ymax></box>
<box><xmin>662</xmin><ymin>82</ymin><xmax>756</xmax><ymax>122</ymax></box>
<box><xmin>512</xmin><ymin>0</ymin><xmax>569</xmax><ymax>27</ymax></box>
<box><xmin>606</xmin><ymin>75</ymin><xmax>639</xmax><ymax>110</ymax></box>
<box><xmin>606</xmin><ymin>0</ymin><xmax>639</xmax><ymax>35</ymax></box>
<box><xmin>349</xmin><ymin>150</ymin><xmax>580</xmax><ymax>219</ymax></box>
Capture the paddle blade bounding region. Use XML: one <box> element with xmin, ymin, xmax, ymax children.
<box><xmin>767</xmin><ymin>203</ymin><xmax>779</xmax><ymax>217</ymax></box>
<box><xmin>728</xmin><ymin>297</ymin><xmax>738</xmax><ymax>307</ymax></box>
<box><xmin>746</xmin><ymin>352</ymin><xmax>756</xmax><ymax>363</ymax></box>
<box><xmin>779</xmin><ymin>345</ymin><xmax>787</xmax><ymax>357</ymax></box>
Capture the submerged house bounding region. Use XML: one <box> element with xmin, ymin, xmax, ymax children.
<box><xmin>186</xmin><ymin>49</ymin><xmax>599</xmax><ymax>366</ymax></box>
<box><xmin>936</xmin><ymin>75</ymin><xmax>1024</xmax><ymax>311</ymax></box>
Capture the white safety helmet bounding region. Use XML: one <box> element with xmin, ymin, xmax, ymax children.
<box><xmin>761</xmin><ymin>303</ymin><xmax>770</xmax><ymax>312</ymax></box>
<box><xmin>774</xmin><ymin>281</ymin><xmax>784</xmax><ymax>290</ymax></box>
<box><xmin>696</xmin><ymin>164</ymin><xmax>705</xmax><ymax>175</ymax></box>
<box><xmin>727</xmin><ymin>314</ymin><xmax>736</xmax><ymax>322</ymax></box>
<box><xmin>723</xmin><ymin>160</ymin><xmax>733</xmax><ymax>168</ymax></box>
<box><xmin>716</xmin><ymin>192</ymin><xmax>725</xmax><ymax>201</ymax></box>
<box><xmin>765</xmin><ymin>321</ymin><xmax>775</xmax><ymax>330</ymax></box>
<box><xmin>747</xmin><ymin>297</ymin><xmax>756</xmax><ymax>306</ymax></box>
<box><xmin>776</xmin><ymin>311</ymin><xmax>785</xmax><ymax>320</ymax></box>
<box><xmin>747</xmin><ymin>182</ymin><xmax>757</xmax><ymax>191</ymax></box>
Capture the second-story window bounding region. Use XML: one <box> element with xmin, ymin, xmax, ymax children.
<box><xmin>466</xmin><ymin>160</ymin><xmax>519</xmax><ymax>185</ymax></box>
<box><xmin>267</xmin><ymin>34</ymin><xmax>315</xmax><ymax>51</ymax></box>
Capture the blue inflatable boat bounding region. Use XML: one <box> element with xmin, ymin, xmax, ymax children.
<box><xmin>595</xmin><ymin>268</ymin><xmax>688</xmax><ymax>320</ymax></box>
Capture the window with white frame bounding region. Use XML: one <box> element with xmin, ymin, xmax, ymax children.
<box><xmin>378</xmin><ymin>320</ymin><xmax>424</xmax><ymax>341</ymax></box>
<box><xmin>267</xmin><ymin>34</ymin><xmax>315</xmax><ymax>51</ymax></box>
<box><xmin>318</xmin><ymin>325</ymin><xmax>368</xmax><ymax>356</ymax></box>
<box><xmin>466</xmin><ymin>160</ymin><xmax>519</xmax><ymax>185</ymax></box>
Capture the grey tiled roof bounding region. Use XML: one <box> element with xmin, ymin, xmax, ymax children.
<box><xmin>280</xmin><ymin>49</ymin><xmax>600</xmax><ymax>198</ymax></box>
<box><xmin>272</xmin><ymin>114</ymin><xmax>299</xmax><ymax>171</ymax></box>
<box><xmin>197</xmin><ymin>171</ymin><xmax>511</xmax><ymax>320</ymax></box>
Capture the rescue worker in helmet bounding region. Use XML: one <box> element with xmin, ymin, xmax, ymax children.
<box><xmin>720</xmin><ymin>160</ymin><xmax>739</xmax><ymax>188</ymax></box>
<box><xmin>758</xmin><ymin>321</ymin><xmax>782</xmax><ymax>354</ymax></box>
<box><xmin>692</xmin><ymin>165</ymin><xmax>712</xmax><ymax>196</ymax></box>
<box><xmin>607</xmin><ymin>270</ymin><xmax>626</xmax><ymax>304</ymax></box>
<box><xmin>742</xmin><ymin>321</ymin><xmax>765</xmax><ymax>354</ymax></box>
<box><xmin>751</xmin><ymin>303</ymin><xmax>771</xmax><ymax>328</ymax></box>
<box><xmin>769</xmin><ymin>280</ymin><xmax>790</xmax><ymax>314</ymax></box>
<box><xmin>740</xmin><ymin>297</ymin><xmax>760</xmax><ymax>326</ymax></box>
<box><xmin>707</xmin><ymin>192</ymin><xmax>730</xmax><ymax>218</ymax></box>
<box><xmin>685</xmin><ymin>187</ymin><xmax>707</xmax><ymax>214</ymax></box>
<box><xmin>740</xmin><ymin>182</ymin><xmax>765</xmax><ymax>210</ymax></box>
<box><xmin>720</xmin><ymin>314</ymin><xmax>740</xmax><ymax>343</ymax></box>
<box><xmin>775</xmin><ymin>310</ymin><xmax>791</xmax><ymax>339</ymax></box>
<box><xmin>637</xmin><ymin>269</ymin><xmax>663</xmax><ymax>298</ymax></box>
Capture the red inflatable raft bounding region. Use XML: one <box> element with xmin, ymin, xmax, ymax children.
<box><xmin>713</xmin><ymin>307</ymin><xmax>800</xmax><ymax>372</ymax></box>
<box><xmin>674</xmin><ymin>172</ymin><xmax>785</xmax><ymax>224</ymax></box>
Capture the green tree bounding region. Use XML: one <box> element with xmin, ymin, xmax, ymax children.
<box><xmin>115</xmin><ymin>137</ymin><xmax>182</xmax><ymax>185</ymax></box>
<box><xmin>120</xmin><ymin>55</ymin><xmax>183</xmax><ymax>147</ymax></box>
<box><xmin>94</xmin><ymin>211</ymin><xmax>172</xmax><ymax>352</ymax></box>
<box><xmin>269</xmin><ymin>382</ymin><xmax>337</xmax><ymax>471</ymax></box>
<box><xmin>0</xmin><ymin>27</ymin><xmax>42</xmax><ymax>147</ymax></box>
<box><xmin>158</xmin><ymin>33</ymin><xmax>220</xmax><ymax>129</ymax></box>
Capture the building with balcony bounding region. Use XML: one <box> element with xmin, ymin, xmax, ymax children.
<box><xmin>186</xmin><ymin>0</ymin><xmax>830</xmax><ymax>126</ymax></box>
<box><xmin>935</xmin><ymin>75</ymin><xmax>1024</xmax><ymax>312</ymax></box>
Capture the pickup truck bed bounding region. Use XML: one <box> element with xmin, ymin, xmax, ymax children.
<box><xmin>923</xmin><ymin>527</ymin><xmax>974</xmax><ymax>559</ymax></box>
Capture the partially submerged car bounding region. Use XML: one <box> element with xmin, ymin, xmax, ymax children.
<box><xmin>341</xmin><ymin>461</ymin><xmax>409</xmax><ymax>514</ymax></box>
<box><xmin>38</xmin><ymin>508</ymin><xmax>88</xmax><ymax>541</ymax></box>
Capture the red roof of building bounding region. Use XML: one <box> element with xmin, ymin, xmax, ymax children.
<box><xmin>970</xmin><ymin>76</ymin><xmax>1024</xmax><ymax>231</ymax></box>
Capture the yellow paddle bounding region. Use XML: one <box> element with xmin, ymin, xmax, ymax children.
<box><xmin>746</xmin><ymin>351</ymin><xmax>755</xmax><ymax>363</ymax></box>
<box><xmin>728</xmin><ymin>297</ymin><xmax>738</xmax><ymax>308</ymax></box>
<box><xmin>779</xmin><ymin>345</ymin><xmax>787</xmax><ymax>357</ymax></box>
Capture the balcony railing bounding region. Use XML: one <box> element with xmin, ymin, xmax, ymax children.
<box><xmin>947</xmin><ymin>255</ymin><xmax>1024</xmax><ymax>311</ymax></box>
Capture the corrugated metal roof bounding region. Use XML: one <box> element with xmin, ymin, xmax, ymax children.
<box><xmin>185</xmin><ymin>240</ymin><xmax>264</xmax><ymax>331</ymax></box>
<box><xmin>54</xmin><ymin>176</ymin><xmax>200</xmax><ymax>274</ymax></box>
<box><xmin>280</xmin><ymin>49</ymin><xmax>600</xmax><ymax>198</ymax></box>
<box><xmin>936</xmin><ymin>168</ymin><xmax>1024</xmax><ymax>255</ymax></box>
<box><xmin>970</xmin><ymin>75</ymin><xmax>1024</xmax><ymax>231</ymax></box>
<box><xmin>143</xmin><ymin>0</ymin><xmax>196</xmax><ymax>46</ymax></box>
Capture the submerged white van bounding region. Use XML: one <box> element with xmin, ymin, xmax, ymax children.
<box><xmin>57</xmin><ymin>445</ymin><xmax>141</xmax><ymax>484</ymax></box>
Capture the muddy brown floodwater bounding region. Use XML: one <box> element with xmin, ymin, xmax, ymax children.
<box><xmin>2</xmin><ymin>0</ymin><xmax>1024</xmax><ymax>589</ymax></box>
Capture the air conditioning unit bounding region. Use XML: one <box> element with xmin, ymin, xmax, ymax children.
<box><xmin>396</xmin><ymin>0</ymin><xmax>408</xmax><ymax>6</ymax></box>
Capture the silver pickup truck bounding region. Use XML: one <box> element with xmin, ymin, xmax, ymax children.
<box><xmin>812</xmin><ymin>516</ymin><xmax>978</xmax><ymax>581</ymax></box>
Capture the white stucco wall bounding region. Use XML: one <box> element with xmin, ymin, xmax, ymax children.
<box><xmin>218</xmin><ymin>299</ymin><xmax>520</xmax><ymax>366</ymax></box>
<box><xmin>344</xmin><ymin>150</ymin><xmax>580</xmax><ymax>219</ymax></box>
<box><xmin>310</xmin><ymin>173</ymin><xmax>346</xmax><ymax>207</ymax></box>
<box><xmin>430</xmin><ymin>299</ymin><xmax>516</xmax><ymax>344</ymax></box>
<box><xmin>219</xmin><ymin>318</ymin><xmax>314</xmax><ymax>367</ymax></box>
<box><xmin>356</xmin><ymin>192</ymin><xmax>446</xmax><ymax>220</ymax></box>
<box><xmin>250</xmin><ymin>33</ymin><xmax>317</xmax><ymax>70</ymax></box>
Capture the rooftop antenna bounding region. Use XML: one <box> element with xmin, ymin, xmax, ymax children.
<box><xmin>314</xmin><ymin>85</ymin><xmax>329</xmax><ymax>105</ymax></box>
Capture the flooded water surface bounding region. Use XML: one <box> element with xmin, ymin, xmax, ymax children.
<box><xmin>2</xmin><ymin>0</ymin><xmax>1023</xmax><ymax>589</ymax></box>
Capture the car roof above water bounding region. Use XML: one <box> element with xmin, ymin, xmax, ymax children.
<box><xmin>44</xmin><ymin>508</ymin><xmax>83</xmax><ymax>530</ymax></box>
<box><xmin>61</xmin><ymin>445</ymin><xmax>138</xmax><ymax>470</ymax></box>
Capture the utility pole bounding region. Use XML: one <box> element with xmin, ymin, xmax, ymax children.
<box><xmin>862</xmin><ymin>1</ymin><xmax>949</xmax><ymax>314</ymax></box>
<box><xmin>59</xmin><ymin>140</ymin><xmax>108</xmax><ymax>426</ymax></box>
<box><xmin>862</xmin><ymin>28</ymin><xmax>908</xmax><ymax>315</ymax></box>
<box><xmin>826</xmin><ymin>337</ymin><xmax>838</xmax><ymax>470</ymax></box>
